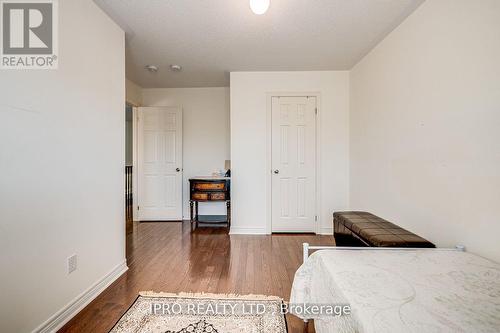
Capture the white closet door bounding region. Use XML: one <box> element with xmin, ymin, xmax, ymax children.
<box><xmin>271</xmin><ymin>97</ymin><xmax>316</xmax><ymax>232</ymax></box>
<box><xmin>138</xmin><ymin>107</ymin><xmax>183</xmax><ymax>221</ymax></box>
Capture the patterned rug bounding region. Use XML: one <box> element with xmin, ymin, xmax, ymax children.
<box><xmin>109</xmin><ymin>292</ymin><xmax>288</xmax><ymax>333</ymax></box>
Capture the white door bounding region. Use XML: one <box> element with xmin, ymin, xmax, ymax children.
<box><xmin>271</xmin><ymin>96</ymin><xmax>317</xmax><ymax>232</ymax></box>
<box><xmin>138</xmin><ymin>107</ymin><xmax>183</xmax><ymax>221</ymax></box>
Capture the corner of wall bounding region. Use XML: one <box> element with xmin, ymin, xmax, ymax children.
<box><xmin>126</xmin><ymin>79</ymin><xmax>143</xmax><ymax>106</ymax></box>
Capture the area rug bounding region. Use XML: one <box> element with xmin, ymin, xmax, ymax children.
<box><xmin>109</xmin><ymin>292</ymin><xmax>288</xmax><ymax>333</ymax></box>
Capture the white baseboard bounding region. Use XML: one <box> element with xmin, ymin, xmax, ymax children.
<box><xmin>319</xmin><ymin>227</ymin><xmax>334</xmax><ymax>235</ymax></box>
<box><xmin>229</xmin><ymin>226</ymin><xmax>333</xmax><ymax>235</ymax></box>
<box><xmin>229</xmin><ymin>227</ymin><xmax>268</xmax><ymax>235</ymax></box>
<box><xmin>33</xmin><ymin>260</ymin><xmax>128</xmax><ymax>333</ymax></box>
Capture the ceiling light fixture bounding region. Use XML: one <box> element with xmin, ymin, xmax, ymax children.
<box><xmin>250</xmin><ymin>0</ymin><xmax>270</xmax><ymax>15</ymax></box>
<box><xmin>170</xmin><ymin>64</ymin><xmax>182</xmax><ymax>72</ymax></box>
<box><xmin>145</xmin><ymin>65</ymin><xmax>158</xmax><ymax>73</ymax></box>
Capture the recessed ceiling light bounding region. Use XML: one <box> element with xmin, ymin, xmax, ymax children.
<box><xmin>170</xmin><ymin>64</ymin><xmax>182</xmax><ymax>72</ymax></box>
<box><xmin>250</xmin><ymin>0</ymin><xmax>270</xmax><ymax>15</ymax></box>
<box><xmin>145</xmin><ymin>65</ymin><xmax>158</xmax><ymax>73</ymax></box>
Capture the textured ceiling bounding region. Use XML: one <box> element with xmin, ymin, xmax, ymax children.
<box><xmin>94</xmin><ymin>0</ymin><xmax>425</xmax><ymax>88</ymax></box>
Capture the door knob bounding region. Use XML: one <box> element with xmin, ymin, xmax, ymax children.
<box><xmin>273</xmin><ymin>169</ymin><xmax>280</xmax><ymax>174</ymax></box>
<box><xmin>176</xmin><ymin>168</ymin><xmax>181</xmax><ymax>172</ymax></box>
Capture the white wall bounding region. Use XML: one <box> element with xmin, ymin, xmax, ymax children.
<box><xmin>142</xmin><ymin>87</ymin><xmax>230</xmax><ymax>218</ymax></box>
<box><xmin>350</xmin><ymin>0</ymin><xmax>500</xmax><ymax>262</ymax></box>
<box><xmin>230</xmin><ymin>71</ymin><xmax>350</xmax><ymax>234</ymax></box>
<box><xmin>0</xmin><ymin>1</ymin><xmax>126</xmax><ymax>332</ymax></box>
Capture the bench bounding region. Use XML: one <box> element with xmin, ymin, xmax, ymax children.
<box><xmin>333</xmin><ymin>211</ymin><xmax>435</xmax><ymax>248</ymax></box>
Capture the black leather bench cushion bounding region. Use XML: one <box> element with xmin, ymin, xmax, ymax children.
<box><xmin>333</xmin><ymin>211</ymin><xmax>435</xmax><ymax>248</ymax></box>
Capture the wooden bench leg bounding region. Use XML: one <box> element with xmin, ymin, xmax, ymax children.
<box><xmin>195</xmin><ymin>201</ymin><xmax>199</xmax><ymax>229</ymax></box>
<box><xmin>189</xmin><ymin>200</ymin><xmax>195</xmax><ymax>231</ymax></box>
<box><xmin>226</xmin><ymin>200</ymin><xmax>231</xmax><ymax>231</ymax></box>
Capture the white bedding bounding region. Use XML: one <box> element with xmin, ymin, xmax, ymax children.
<box><xmin>290</xmin><ymin>249</ymin><xmax>500</xmax><ymax>333</ymax></box>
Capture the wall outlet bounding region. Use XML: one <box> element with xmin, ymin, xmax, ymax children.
<box><xmin>68</xmin><ymin>254</ymin><xmax>77</xmax><ymax>274</ymax></box>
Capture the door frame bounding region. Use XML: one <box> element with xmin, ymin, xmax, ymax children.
<box><xmin>135</xmin><ymin>106</ymin><xmax>183</xmax><ymax>221</ymax></box>
<box><xmin>265</xmin><ymin>92</ymin><xmax>321</xmax><ymax>234</ymax></box>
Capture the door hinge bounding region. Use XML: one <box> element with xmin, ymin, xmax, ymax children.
<box><xmin>315</xmin><ymin>215</ymin><xmax>318</xmax><ymax>221</ymax></box>
<box><xmin>315</xmin><ymin>107</ymin><xmax>318</xmax><ymax>115</ymax></box>
<box><xmin>137</xmin><ymin>206</ymin><xmax>140</xmax><ymax>211</ymax></box>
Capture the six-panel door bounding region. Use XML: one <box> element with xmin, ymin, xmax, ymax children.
<box><xmin>138</xmin><ymin>107</ymin><xmax>183</xmax><ymax>221</ymax></box>
<box><xmin>271</xmin><ymin>97</ymin><xmax>317</xmax><ymax>232</ymax></box>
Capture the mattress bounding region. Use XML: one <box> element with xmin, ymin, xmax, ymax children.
<box><xmin>290</xmin><ymin>249</ymin><xmax>500</xmax><ymax>333</ymax></box>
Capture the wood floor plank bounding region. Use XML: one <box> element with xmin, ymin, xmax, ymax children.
<box><xmin>58</xmin><ymin>221</ymin><xmax>334</xmax><ymax>333</ymax></box>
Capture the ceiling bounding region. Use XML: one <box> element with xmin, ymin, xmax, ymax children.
<box><xmin>94</xmin><ymin>0</ymin><xmax>425</xmax><ymax>88</ymax></box>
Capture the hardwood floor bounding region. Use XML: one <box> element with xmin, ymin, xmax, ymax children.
<box><xmin>59</xmin><ymin>221</ymin><xmax>335</xmax><ymax>333</ymax></box>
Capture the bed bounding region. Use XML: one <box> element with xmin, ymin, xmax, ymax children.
<box><xmin>290</xmin><ymin>244</ymin><xmax>500</xmax><ymax>333</ymax></box>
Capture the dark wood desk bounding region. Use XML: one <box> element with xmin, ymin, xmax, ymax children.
<box><xmin>189</xmin><ymin>177</ymin><xmax>230</xmax><ymax>230</ymax></box>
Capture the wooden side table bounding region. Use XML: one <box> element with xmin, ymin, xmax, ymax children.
<box><xmin>189</xmin><ymin>177</ymin><xmax>230</xmax><ymax>230</ymax></box>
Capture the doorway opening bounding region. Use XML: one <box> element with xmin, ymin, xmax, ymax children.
<box><xmin>125</xmin><ymin>103</ymin><xmax>134</xmax><ymax>234</ymax></box>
